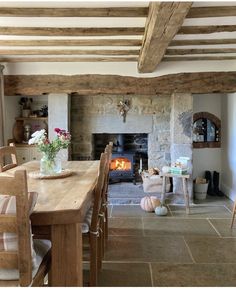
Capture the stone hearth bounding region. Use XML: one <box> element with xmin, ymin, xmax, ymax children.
<box><xmin>70</xmin><ymin>93</ymin><xmax>193</xmax><ymax>203</ymax></box>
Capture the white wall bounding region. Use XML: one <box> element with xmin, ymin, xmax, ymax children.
<box><xmin>48</xmin><ymin>93</ymin><xmax>70</xmax><ymax>161</ymax></box>
<box><xmin>221</xmin><ymin>93</ymin><xmax>236</xmax><ymax>201</ymax></box>
<box><xmin>4</xmin><ymin>95</ymin><xmax>21</xmax><ymax>144</ymax></box>
<box><xmin>3</xmin><ymin>60</ymin><xmax>236</xmax><ymax>77</ymax></box>
<box><xmin>193</xmin><ymin>93</ymin><xmax>223</xmax><ymax>180</ymax></box>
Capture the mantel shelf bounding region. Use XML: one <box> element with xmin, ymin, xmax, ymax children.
<box><xmin>15</xmin><ymin>143</ymin><xmax>37</xmax><ymax>147</ymax></box>
<box><xmin>15</xmin><ymin>117</ymin><xmax>48</xmax><ymax>121</ymax></box>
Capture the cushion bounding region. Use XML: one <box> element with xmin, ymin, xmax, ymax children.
<box><xmin>0</xmin><ymin>191</ymin><xmax>38</xmax><ymax>280</ymax></box>
<box><xmin>82</xmin><ymin>206</ymin><xmax>93</xmax><ymax>233</ymax></box>
<box><xmin>0</xmin><ymin>239</ymin><xmax>51</xmax><ymax>281</ymax></box>
<box><xmin>0</xmin><ymin>191</ymin><xmax>38</xmax><ymax>252</ymax></box>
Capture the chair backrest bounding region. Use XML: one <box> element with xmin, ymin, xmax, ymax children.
<box><xmin>0</xmin><ymin>145</ymin><xmax>18</xmax><ymax>172</ymax></box>
<box><xmin>104</xmin><ymin>142</ymin><xmax>113</xmax><ymax>184</ymax></box>
<box><xmin>90</xmin><ymin>153</ymin><xmax>107</xmax><ymax>233</ymax></box>
<box><xmin>0</xmin><ymin>170</ymin><xmax>34</xmax><ymax>286</ymax></box>
<box><xmin>107</xmin><ymin>142</ymin><xmax>113</xmax><ymax>162</ymax></box>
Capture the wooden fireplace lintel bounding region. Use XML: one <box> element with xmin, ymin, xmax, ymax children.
<box><xmin>4</xmin><ymin>71</ymin><xmax>236</xmax><ymax>96</ymax></box>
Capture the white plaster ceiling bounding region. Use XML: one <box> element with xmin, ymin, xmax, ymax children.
<box><xmin>1</xmin><ymin>1</ymin><xmax>236</xmax><ymax>75</ymax></box>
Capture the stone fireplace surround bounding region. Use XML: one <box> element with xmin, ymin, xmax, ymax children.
<box><xmin>71</xmin><ymin>93</ymin><xmax>193</xmax><ymax>202</ymax></box>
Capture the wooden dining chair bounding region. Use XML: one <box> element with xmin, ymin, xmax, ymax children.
<box><xmin>0</xmin><ymin>170</ymin><xmax>51</xmax><ymax>287</ymax></box>
<box><xmin>82</xmin><ymin>152</ymin><xmax>107</xmax><ymax>286</ymax></box>
<box><xmin>103</xmin><ymin>142</ymin><xmax>113</xmax><ymax>243</ymax></box>
<box><xmin>231</xmin><ymin>200</ymin><xmax>236</xmax><ymax>228</ymax></box>
<box><xmin>0</xmin><ymin>144</ymin><xmax>18</xmax><ymax>172</ymax></box>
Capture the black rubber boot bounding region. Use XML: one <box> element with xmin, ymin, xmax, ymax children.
<box><xmin>205</xmin><ymin>171</ymin><xmax>215</xmax><ymax>196</ymax></box>
<box><xmin>213</xmin><ymin>171</ymin><xmax>224</xmax><ymax>197</ymax></box>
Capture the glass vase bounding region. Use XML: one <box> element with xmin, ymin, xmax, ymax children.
<box><xmin>40</xmin><ymin>154</ymin><xmax>62</xmax><ymax>176</ymax></box>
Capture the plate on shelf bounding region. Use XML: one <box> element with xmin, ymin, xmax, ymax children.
<box><xmin>29</xmin><ymin>169</ymin><xmax>73</xmax><ymax>179</ymax></box>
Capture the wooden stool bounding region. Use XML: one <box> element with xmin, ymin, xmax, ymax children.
<box><xmin>161</xmin><ymin>173</ymin><xmax>191</xmax><ymax>214</ymax></box>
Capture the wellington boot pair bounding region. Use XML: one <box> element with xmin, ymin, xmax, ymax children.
<box><xmin>204</xmin><ymin>171</ymin><xmax>224</xmax><ymax>197</ymax></box>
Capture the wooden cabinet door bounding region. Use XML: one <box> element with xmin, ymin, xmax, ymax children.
<box><xmin>30</xmin><ymin>148</ymin><xmax>42</xmax><ymax>161</ymax></box>
<box><xmin>16</xmin><ymin>148</ymin><xmax>31</xmax><ymax>164</ymax></box>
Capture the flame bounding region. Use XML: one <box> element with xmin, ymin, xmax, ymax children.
<box><xmin>115</xmin><ymin>159</ymin><xmax>126</xmax><ymax>170</ymax></box>
<box><xmin>110</xmin><ymin>157</ymin><xmax>131</xmax><ymax>171</ymax></box>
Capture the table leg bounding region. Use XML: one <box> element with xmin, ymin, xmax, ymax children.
<box><xmin>161</xmin><ymin>176</ymin><xmax>166</xmax><ymax>205</ymax></box>
<box><xmin>182</xmin><ymin>178</ymin><xmax>190</xmax><ymax>214</ymax></box>
<box><xmin>51</xmin><ymin>223</ymin><xmax>83</xmax><ymax>286</ymax></box>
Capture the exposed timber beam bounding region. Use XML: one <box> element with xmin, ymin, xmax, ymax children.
<box><xmin>187</xmin><ymin>6</ymin><xmax>236</xmax><ymax>18</ymax></box>
<box><xmin>164</xmin><ymin>56</ymin><xmax>236</xmax><ymax>61</ymax></box>
<box><xmin>178</xmin><ymin>25</ymin><xmax>236</xmax><ymax>34</ymax></box>
<box><xmin>166</xmin><ymin>48</ymin><xmax>236</xmax><ymax>55</ymax></box>
<box><xmin>170</xmin><ymin>39</ymin><xmax>236</xmax><ymax>46</ymax></box>
<box><xmin>0</xmin><ymin>39</ymin><xmax>142</xmax><ymax>47</ymax></box>
<box><xmin>0</xmin><ymin>7</ymin><xmax>148</xmax><ymax>17</ymax></box>
<box><xmin>138</xmin><ymin>2</ymin><xmax>192</xmax><ymax>73</ymax></box>
<box><xmin>0</xmin><ymin>27</ymin><xmax>144</xmax><ymax>36</ymax></box>
<box><xmin>4</xmin><ymin>72</ymin><xmax>236</xmax><ymax>95</ymax></box>
<box><xmin>0</xmin><ymin>49</ymin><xmax>140</xmax><ymax>55</ymax></box>
<box><xmin>0</xmin><ymin>57</ymin><xmax>138</xmax><ymax>62</ymax></box>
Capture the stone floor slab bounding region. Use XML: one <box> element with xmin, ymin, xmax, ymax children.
<box><xmin>169</xmin><ymin>205</ymin><xmax>232</xmax><ymax>218</ymax></box>
<box><xmin>151</xmin><ymin>263</ymin><xmax>236</xmax><ymax>287</ymax></box>
<box><xmin>98</xmin><ymin>262</ymin><xmax>152</xmax><ymax>287</ymax></box>
<box><xmin>109</xmin><ymin>217</ymin><xmax>143</xmax><ymax>236</ymax></box>
<box><xmin>111</xmin><ymin>205</ymin><xmax>156</xmax><ymax>218</ymax></box>
<box><xmin>104</xmin><ymin>236</ymin><xmax>193</xmax><ymax>263</ymax></box>
<box><xmin>143</xmin><ymin>218</ymin><xmax>218</xmax><ymax>237</ymax></box>
<box><xmin>184</xmin><ymin>236</ymin><xmax>236</xmax><ymax>263</ymax></box>
<box><xmin>111</xmin><ymin>205</ymin><xmax>171</xmax><ymax>218</ymax></box>
<box><xmin>209</xmin><ymin>218</ymin><xmax>236</xmax><ymax>237</ymax></box>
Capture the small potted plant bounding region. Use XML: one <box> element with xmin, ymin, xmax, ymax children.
<box><xmin>19</xmin><ymin>97</ymin><xmax>33</xmax><ymax>117</ymax></box>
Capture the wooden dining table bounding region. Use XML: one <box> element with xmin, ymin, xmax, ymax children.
<box><xmin>2</xmin><ymin>160</ymin><xmax>100</xmax><ymax>286</ymax></box>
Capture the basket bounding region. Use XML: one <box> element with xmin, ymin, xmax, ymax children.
<box><xmin>142</xmin><ymin>172</ymin><xmax>170</xmax><ymax>193</ymax></box>
<box><xmin>194</xmin><ymin>182</ymin><xmax>208</xmax><ymax>200</ymax></box>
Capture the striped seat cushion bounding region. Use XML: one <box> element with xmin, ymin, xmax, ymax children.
<box><xmin>0</xmin><ymin>239</ymin><xmax>51</xmax><ymax>281</ymax></box>
<box><xmin>82</xmin><ymin>206</ymin><xmax>93</xmax><ymax>233</ymax></box>
<box><xmin>0</xmin><ymin>192</ymin><xmax>38</xmax><ymax>272</ymax></box>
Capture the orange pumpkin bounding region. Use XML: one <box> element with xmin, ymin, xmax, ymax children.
<box><xmin>140</xmin><ymin>196</ymin><xmax>161</xmax><ymax>212</ymax></box>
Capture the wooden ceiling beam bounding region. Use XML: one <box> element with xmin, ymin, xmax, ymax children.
<box><xmin>0</xmin><ymin>57</ymin><xmax>138</xmax><ymax>63</ymax></box>
<box><xmin>0</xmin><ymin>39</ymin><xmax>142</xmax><ymax>47</ymax></box>
<box><xmin>0</xmin><ymin>49</ymin><xmax>140</xmax><ymax>55</ymax></box>
<box><xmin>178</xmin><ymin>25</ymin><xmax>236</xmax><ymax>34</ymax></box>
<box><xmin>4</xmin><ymin>72</ymin><xmax>236</xmax><ymax>95</ymax></box>
<box><xmin>0</xmin><ymin>27</ymin><xmax>144</xmax><ymax>36</ymax></box>
<box><xmin>170</xmin><ymin>38</ymin><xmax>236</xmax><ymax>46</ymax></box>
<box><xmin>164</xmin><ymin>56</ymin><xmax>236</xmax><ymax>61</ymax></box>
<box><xmin>0</xmin><ymin>7</ymin><xmax>148</xmax><ymax>17</ymax></box>
<box><xmin>187</xmin><ymin>6</ymin><xmax>236</xmax><ymax>18</ymax></box>
<box><xmin>166</xmin><ymin>48</ymin><xmax>236</xmax><ymax>55</ymax></box>
<box><xmin>138</xmin><ymin>2</ymin><xmax>192</xmax><ymax>73</ymax></box>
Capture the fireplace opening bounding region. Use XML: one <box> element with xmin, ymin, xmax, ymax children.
<box><xmin>93</xmin><ymin>133</ymin><xmax>148</xmax><ymax>182</ymax></box>
<box><xmin>110</xmin><ymin>157</ymin><xmax>132</xmax><ymax>171</ymax></box>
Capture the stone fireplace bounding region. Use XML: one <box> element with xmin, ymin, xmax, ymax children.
<box><xmin>71</xmin><ymin>94</ymin><xmax>171</xmax><ymax>168</ymax></box>
<box><xmin>70</xmin><ymin>93</ymin><xmax>193</xmax><ymax>202</ymax></box>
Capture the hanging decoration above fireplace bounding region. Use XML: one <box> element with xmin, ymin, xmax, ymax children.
<box><xmin>117</xmin><ymin>99</ymin><xmax>130</xmax><ymax>123</ymax></box>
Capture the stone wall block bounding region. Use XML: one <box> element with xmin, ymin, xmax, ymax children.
<box><xmin>72</xmin><ymin>95</ymin><xmax>93</xmax><ymax>106</ymax></box>
<box><xmin>170</xmin><ymin>93</ymin><xmax>193</xmax><ymax>145</ymax></box>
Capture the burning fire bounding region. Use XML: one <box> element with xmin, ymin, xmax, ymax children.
<box><xmin>110</xmin><ymin>157</ymin><xmax>131</xmax><ymax>171</ymax></box>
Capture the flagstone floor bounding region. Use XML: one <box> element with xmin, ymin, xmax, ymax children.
<box><xmin>95</xmin><ymin>190</ymin><xmax>236</xmax><ymax>287</ymax></box>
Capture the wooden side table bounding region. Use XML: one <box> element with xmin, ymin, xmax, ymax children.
<box><xmin>161</xmin><ymin>173</ymin><xmax>191</xmax><ymax>214</ymax></box>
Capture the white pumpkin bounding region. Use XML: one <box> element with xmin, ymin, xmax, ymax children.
<box><xmin>140</xmin><ymin>196</ymin><xmax>161</xmax><ymax>212</ymax></box>
<box><xmin>155</xmin><ymin>205</ymin><xmax>168</xmax><ymax>216</ymax></box>
<box><xmin>162</xmin><ymin>166</ymin><xmax>171</xmax><ymax>174</ymax></box>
